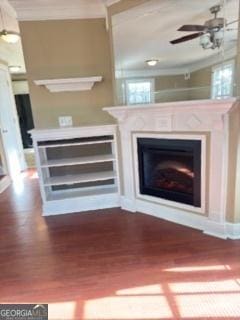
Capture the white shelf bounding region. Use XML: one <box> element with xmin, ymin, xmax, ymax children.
<box><xmin>41</xmin><ymin>154</ymin><xmax>115</xmax><ymax>168</ymax></box>
<box><xmin>47</xmin><ymin>185</ymin><xmax>118</xmax><ymax>201</ymax></box>
<box><xmin>38</xmin><ymin>139</ymin><xmax>113</xmax><ymax>149</ymax></box>
<box><xmin>44</xmin><ymin>170</ymin><xmax>116</xmax><ymax>186</ymax></box>
<box><xmin>34</xmin><ymin>76</ymin><xmax>103</xmax><ymax>92</ymax></box>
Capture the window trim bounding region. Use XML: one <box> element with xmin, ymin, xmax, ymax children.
<box><xmin>211</xmin><ymin>60</ymin><xmax>235</xmax><ymax>99</ymax></box>
<box><xmin>125</xmin><ymin>78</ymin><xmax>155</xmax><ymax>105</ymax></box>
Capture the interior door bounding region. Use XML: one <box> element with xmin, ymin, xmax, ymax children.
<box><xmin>0</xmin><ymin>67</ymin><xmax>25</xmax><ymax>178</ymax></box>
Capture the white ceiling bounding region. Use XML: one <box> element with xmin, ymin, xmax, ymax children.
<box><xmin>112</xmin><ymin>0</ymin><xmax>239</xmax><ymax>76</ymax></box>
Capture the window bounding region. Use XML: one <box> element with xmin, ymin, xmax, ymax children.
<box><xmin>125</xmin><ymin>79</ymin><xmax>154</xmax><ymax>105</ymax></box>
<box><xmin>211</xmin><ymin>61</ymin><xmax>234</xmax><ymax>99</ymax></box>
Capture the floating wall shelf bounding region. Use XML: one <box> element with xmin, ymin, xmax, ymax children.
<box><xmin>34</xmin><ymin>76</ymin><xmax>103</xmax><ymax>92</ymax></box>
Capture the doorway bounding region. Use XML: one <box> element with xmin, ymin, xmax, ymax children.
<box><xmin>0</xmin><ymin>64</ymin><xmax>26</xmax><ymax>181</ymax></box>
<box><xmin>15</xmin><ymin>93</ymin><xmax>34</xmax><ymax>149</ymax></box>
<box><xmin>15</xmin><ymin>92</ymin><xmax>35</xmax><ymax>169</ymax></box>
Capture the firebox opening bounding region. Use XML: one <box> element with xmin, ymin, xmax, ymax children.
<box><xmin>137</xmin><ymin>138</ymin><xmax>201</xmax><ymax>207</ymax></box>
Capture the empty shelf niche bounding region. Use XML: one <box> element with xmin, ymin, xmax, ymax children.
<box><xmin>37</xmin><ymin>135</ymin><xmax>114</xmax><ymax>149</ymax></box>
<box><xmin>40</xmin><ymin>134</ymin><xmax>117</xmax><ymax>199</ymax></box>
<box><xmin>40</xmin><ymin>143</ymin><xmax>114</xmax><ymax>169</ymax></box>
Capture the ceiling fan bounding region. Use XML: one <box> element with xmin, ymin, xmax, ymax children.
<box><xmin>170</xmin><ymin>5</ymin><xmax>238</xmax><ymax>49</ymax></box>
<box><xmin>0</xmin><ymin>5</ymin><xmax>20</xmax><ymax>43</ymax></box>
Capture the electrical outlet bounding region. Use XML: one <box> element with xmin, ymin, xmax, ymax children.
<box><xmin>58</xmin><ymin>116</ymin><xmax>73</xmax><ymax>127</ymax></box>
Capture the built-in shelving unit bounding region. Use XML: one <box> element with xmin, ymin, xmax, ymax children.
<box><xmin>30</xmin><ymin>125</ymin><xmax>120</xmax><ymax>216</ymax></box>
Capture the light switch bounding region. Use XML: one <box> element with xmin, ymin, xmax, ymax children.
<box><xmin>58</xmin><ymin>116</ymin><xmax>73</xmax><ymax>127</ymax></box>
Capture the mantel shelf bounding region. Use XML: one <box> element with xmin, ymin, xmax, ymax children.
<box><xmin>34</xmin><ymin>76</ymin><xmax>103</xmax><ymax>92</ymax></box>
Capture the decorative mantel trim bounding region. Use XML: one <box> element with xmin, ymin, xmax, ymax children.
<box><xmin>34</xmin><ymin>77</ymin><xmax>102</xmax><ymax>92</ymax></box>
<box><xmin>103</xmin><ymin>98</ymin><xmax>238</xmax><ymax>120</ymax></box>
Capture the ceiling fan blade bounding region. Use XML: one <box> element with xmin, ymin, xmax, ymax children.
<box><xmin>170</xmin><ymin>32</ymin><xmax>203</xmax><ymax>45</ymax></box>
<box><xmin>178</xmin><ymin>25</ymin><xmax>207</xmax><ymax>32</ymax></box>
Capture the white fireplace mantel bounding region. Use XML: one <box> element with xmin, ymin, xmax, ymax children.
<box><xmin>104</xmin><ymin>98</ymin><xmax>240</xmax><ymax>239</ymax></box>
<box><xmin>103</xmin><ymin>99</ymin><xmax>237</xmax><ymax>124</ymax></box>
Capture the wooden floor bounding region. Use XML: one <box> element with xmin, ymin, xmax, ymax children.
<box><xmin>0</xmin><ymin>170</ymin><xmax>240</xmax><ymax>320</ymax></box>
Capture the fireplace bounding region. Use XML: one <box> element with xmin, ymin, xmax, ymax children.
<box><xmin>137</xmin><ymin>138</ymin><xmax>201</xmax><ymax>207</ymax></box>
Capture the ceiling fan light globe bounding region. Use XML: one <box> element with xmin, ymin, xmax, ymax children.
<box><xmin>199</xmin><ymin>33</ymin><xmax>211</xmax><ymax>49</ymax></box>
<box><xmin>0</xmin><ymin>30</ymin><xmax>20</xmax><ymax>44</ymax></box>
<box><xmin>214</xmin><ymin>29</ymin><xmax>224</xmax><ymax>41</ymax></box>
<box><xmin>9</xmin><ymin>65</ymin><xmax>21</xmax><ymax>73</ymax></box>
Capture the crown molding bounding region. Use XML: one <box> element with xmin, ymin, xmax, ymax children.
<box><xmin>102</xmin><ymin>0</ymin><xmax>121</xmax><ymax>6</ymax></box>
<box><xmin>115</xmin><ymin>67</ymin><xmax>188</xmax><ymax>79</ymax></box>
<box><xmin>15</xmin><ymin>8</ymin><xmax>105</xmax><ymax>21</ymax></box>
<box><xmin>8</xmin><ymin>0</ymin><xmax>108</xmax><ymax>21</ymax></box>
<box><xmin>8</xmin><ymin>0</ymin><xmax>121</xmax><ymax>21</ymax></box>
<box><xmin>0</xmin><ymin>0</ymin><xmax>17</xmax><ymax>18</ymax></box>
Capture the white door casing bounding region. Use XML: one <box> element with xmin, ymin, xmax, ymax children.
<box><xmin>0</xmin><ymin>63</ymin><xmax>26</xmax><ymax>178</ymax></box>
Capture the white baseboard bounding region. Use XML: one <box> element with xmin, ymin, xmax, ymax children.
<box><xmin>226</xmin><ymin>223</ymin><xmax>240</xmax><ymax>239</ymax></box>
<box><xmin>0</xmin><ymin>175</ymin><xmax>11</xmax><ymax>193</ymax></box>
<box><xmin>120</xmin><ymin>196</ymin><xmax>136</xmax><ymax>212</ymax></box>
<box><xmin>43</xmin><ymin>193</ymin><xmax>120</xmax><ymax>216</ymax></box>
<box><xmin>203</xmin><ymin>220</ymin><xmax>227</xmax><ymax>239</ymax></box>
<box><xmin>136</xmin><ymin>198</ymin><xmax>206</xmax><ymax>231</ymax></box>
<box><xmin>119</xmin><ymin>197</ymin><xmax>237</xmax><ymax>240</ymax></box>
<box><xmin>42</xmin><ymin>191</ymin><xmax>240</xmax><ymax>239</ymax></box>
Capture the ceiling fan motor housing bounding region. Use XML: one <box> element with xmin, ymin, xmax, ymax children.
<box><xmin>204</xmin><ymin>17</ymin><xmax>225</xmax><ymax>30</ymax></box>
<box><xmin>210</xmin><ymin>5</ymin><xmax>221</xmax><ymax>15</ymax></box>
